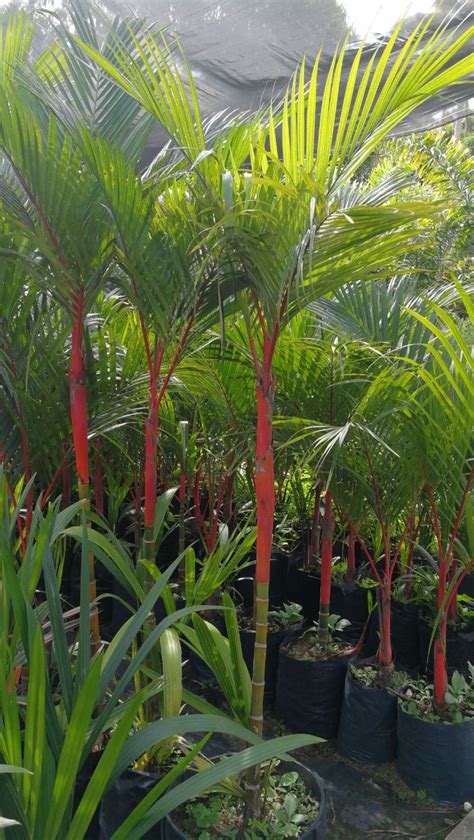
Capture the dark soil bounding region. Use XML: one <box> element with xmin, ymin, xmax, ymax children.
<box><xmin>238</xmin><ymin>613</ymin><xmax>284</xmax><ymax>633</ymax></box>
<box><xmin>351</xmin><ymin>660</ymin><xmax>409</xmax><ymax>691</ymax></box>
<box><xmin>282</xmin><ymin>631</ymin><xmax>354</xmax><ymax>663</ymax></box>
<box><xmin>172</xmin><ymin>772</ymin><xmax>319</xmax><ymax>838</ymax></box>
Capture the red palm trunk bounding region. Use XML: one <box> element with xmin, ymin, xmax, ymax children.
<box><xmin>248</xmin><ymin>333</ymin><xmax>276</xmax><ymax>739</ymax></box>
<box><xmin>143</xmin><ymin>374</ymin><xmax>158</xmax><ymax>561</ymax></box>
<box><xmin>254</xmin><ymin>379</ymin><xmax>274</xmax><ymax>587</ymax></box>
<box><xmin>69</xmin><ymin>289</ymin><xmax>89</xmax><ymax>494</ymax></box>
<box><xmin>139</xmin><ymin>313</ymin><xmax>195</xmax><ymax>563</ymax></box>
<box><xmin>347</xmin><ymin>526</ymin><xmax>356</xmax><ymax>579</ymax></box>
<box><xmin>318</xmin><ymin>490</ymin><xmax>334</xmax><ymax>649</ymax></box>
<box><xmin>378</xmin><ymin>580</ymin><xmax>393</xmax><ymax>667</ymax></box>
<box><xmin>429</xmin><ymin>472</ymin><xmax>474</xmax><ymax>715</ymax></box>
<box><xmin>433</xmin><ymin>567</ymin><xmax>448</xmax><ymax>712</ymax></box>
<box><xmin>307</xmin><ymin>480</ymin><xmax>322</xmax><ymax>569</ymax></box>
<box><xmin>377</xmin><ymin>534</ymin><xmax>393</xmax><ymax>668</ymax></box>
<box><xmin>68</xmin><ymin>288</ymin><xmax>99</xmax><ymax>649</ymax></box>
<box><xmin>244</xmin><ymin>300</ymin><xmax>281</xmax><ymax>818</ymax></box>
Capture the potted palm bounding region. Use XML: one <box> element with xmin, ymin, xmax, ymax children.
<box><xmin>396</xmin><ymin>288</ymin><xmax>474</xmax><ymax>803</ymax></box>
<box><xmin>330</xmin><ymin>359</ymin><xmax>427</xmax><ymax>763</ymax></box>
<box><xmin>0</xmin><ymin>469</ymin><xmax>321</xmax><ymax>839</ymax></box>
<box><xmin>276</xmin><ymin>334</ymin><xmax>421</xmax><ymax>752</ymax></box>
<box><xmin>75</xmin><ymin>5</ymin><xmax>474</xmax><ymax>831</ymax></box>
<box><xmin>276</xmin><ymin>488</ymin><xmax>356</xmax><ymax>738</ymax></box>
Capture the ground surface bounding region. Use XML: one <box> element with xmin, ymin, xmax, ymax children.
<box><xmin>190</xmin><ymin>675</ymin><xmax>466</xmax><ymax>840</ymax></box>
<box><xmin>295</xmin><ymin>739</ymin><xmax>464</xmax><ymax>840</ymax></box>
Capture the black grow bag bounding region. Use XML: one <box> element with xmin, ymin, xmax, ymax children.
<box><xmin>285</xmin><ymin>562</ymin><xmax>320</xmax><ymax>621</ymax></box>
<box><xmin>276</xmin><ymin>635</ymin><xmax>352</xmax><ymax>739</ymax></box>
<box><xmin>330</xmin><ymin>582</ymin><xmax>370</xmax><ymax>643</ymax></box>
<box><xmin>330</xmin><ymin>582</ymin><xmax>369</xmax><ymax>625</ymax></box>
<box><xmin>233</xmin><ymin>555</ymin><xmax>289</xmax><ymax>610</ymax></box>
<box><xmin>162</xmin><ymin>760</ymin><xmax>327</xmax><ymax>839</ymax></box>
<box><xmin>418</xmin><ymin>619</ymin><xmax>474</xmax><ymax>676</ymax></box>
<box><xmin>337</xmin><ymin>667</ymin><xmax>397</xmax><ymax>764</ymax></box>
<box><xmin>240</xmin><ymin>623</ymin><xmax>289</xmax><ymax>705</ymax></box>
<box><xmin>459</xmin><ymin>573</ymin><xmax>474</xmax><ymax>599</ymax></box>
<box><xmin>391</xmin><ymin>600</ymin><xmax>419</xmax><ymax>672</ymax></box>
<box><xmin>364</xmin><ymin>601</ymin><xmax>420</xmax><ymax>670</ymax></box>
<box><xmin>99</xmin><ymin>769</ymin><xmax>161</xmax><ymax>839</ymax></box>
<box><xmin>397</xmin><ymin>706</ymin><xmax>474</xmax><ymax>805</ymax></box>
<box><xmin>74</xmin><ymin>751</ymin><xmax>103</xmax><ymax>840</ymax></box>
<box><xmin>233</xmin><ymin>575</ymin><xmax>254</xmax><ymax>610</ymax></box>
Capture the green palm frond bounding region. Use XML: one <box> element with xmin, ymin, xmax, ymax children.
<box><xmin>35</xmin><ymin>1</ymin><xmax>154</xmax><ymax>161</ymax></box>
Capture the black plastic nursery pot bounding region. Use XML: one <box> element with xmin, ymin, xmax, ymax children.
<box><xmin>276</xmin><ymin>634</ymin><xmax>353</xmax><ymax>739</ymax></box>
<box><xmin>157</xmin><ymin>529</ymin><xmax>181</xmax><ymax>572</ymax></box>
<box><xmin>285</xmin><ymin>560</ymin><xmax>320</xmax><ymax>621</ymax></box>
<box><xmin>459</xmin><ymin>572</ymin><xmax>474</xmax><ymax>599</ymax></box>
<box><xmin>397</xmin><ymin>706</ymin><xmax>474</xmax><ymax>805</ymax></box>
<box><xmin>240</xmin><ymin>622</ymin><xmax>289</xmax><ymax>706</ymax></box>
<box><xmin>418</xmin><ymin>618</ymin><xmax>474</xmax><ymax>676</ymax></box>
<box><xmin>285</xmin><ymin>565</ymin><xmax>371</xmax><ymax>631</ymax></box>
<box><xmin>99</xmin><ymin>769</ymin><xmax>161</xmax><ymax>839</ymax></box>
<box><xmin>330</xmin><ymin>582</ymin><xmax>370</xmax><ymax>643</ymax></box>
<box><xmin>330</xmin><ymin>581</ymin><xmax>369</xmax><ymax>623</ymax></box>
<box><xmin>364</xmin><ymin>601</ymin><xmax>420</xmax><ymax>672</ymax></box>
<box><xmin>162</xmin><ymin>760</ymin><xmax>327</xmax><ymax>839</ymax></box>
<box><xmin>391</xmin><ymin>600</ymin><xmax>420</xmax><ymax>672</ymax></box>
<box><xmin>233</xmin><ymin>575</ymin><xmax>254</xmax><ymax>610</ymax></box>
<box><xmin>75</xmin><ymin>751</ymin><xmax>103</xmax><ymax>840</ymax></box>
<box><xmin>234</xmin><ymin>555</ymin><xmax>289</xmax><ymax>610</ymax></box>
<box><xmin>337</xmin><ymin>666</ymin><xmax>397</xmax><ymax>764</ymax></box>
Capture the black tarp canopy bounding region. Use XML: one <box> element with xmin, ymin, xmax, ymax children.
<box><xmin>108</xmin><ymin>0</ymin><xmax>473</xmax><ymax>157</ymax></box>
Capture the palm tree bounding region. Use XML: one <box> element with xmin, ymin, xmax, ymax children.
<box><xmin>0</xmin><ymin>233</ymin><xmax>72</xmax><ymax>528</ymax></box>
<box><xmin>408</xmin><ymin>282</ymin><xmax>474</xmax><ymax>714</ymax></box>
<box><xmin>0</xmin><ymin>6</ymin><xmax>168</xmax><ymax>643</ymax></box>
<box><xmin>80</xmin><ymin>10</ymin><xmax>473</xmax><ymax>817</ymax></box>
<box><xmin>78</xmin><ymin>133</ymin><xmax>210</xmax><ymax>563</ymax></box>
<box><xmin>0</xmin><ymin>14</ymin><xmax>118</xmax><ymax>646</ymax></box>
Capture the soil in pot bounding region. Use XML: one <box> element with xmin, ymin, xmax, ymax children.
<box><xmin>276</xmin><ymin>629</ymin><xmax>354</xmax><ymax>739</ymax></box>
<box><xmin>397</xmin><ymin>680</ymin><xmax>474</xmax><ymax>805</ymax></box>
<box><xmin>163</xmin><ymin>760</ymin><xmax>326</xmax><ymax>839</ymax></box>
<box><xmin>337</xmin><ymin>661</ymin><xmax>408</xmax><ymax>764</ymax></box>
